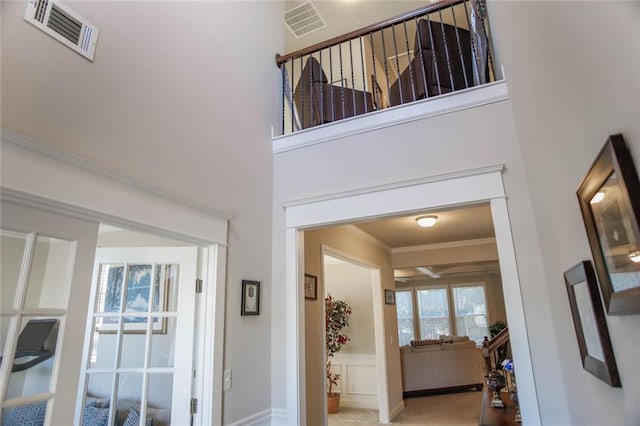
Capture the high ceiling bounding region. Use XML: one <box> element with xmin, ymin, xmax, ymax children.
<box><xmin>284</xmin><ymin>0</ymin><xmax>430</xmax><ymax>53</ymax></box>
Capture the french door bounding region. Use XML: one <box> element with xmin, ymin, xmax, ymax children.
<box><xmin>0</xmin><ymin>200</ymin><xmax>99</xmax><ymax>425</ymax></box>
<box><xmin>77</xmin><ymin>247</ymin><xmax>198</xmax><ymax>425</ymax></box>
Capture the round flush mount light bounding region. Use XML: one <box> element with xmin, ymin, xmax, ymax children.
<box><xmin>416</xmin><ymin>215</ymin><xmax>437</xmax><ymax>228</ymax></box>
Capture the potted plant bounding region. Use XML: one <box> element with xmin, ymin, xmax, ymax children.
<box><xmin>325</xmin><ymin>294</ymin><xmax>352</xmax><ymax>414</ymax></box>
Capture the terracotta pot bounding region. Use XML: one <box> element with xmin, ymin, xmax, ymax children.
<box><xmin>327</xmin><ymin>393</ymin><xmax>340</xmax><ymax>414</ymax></box>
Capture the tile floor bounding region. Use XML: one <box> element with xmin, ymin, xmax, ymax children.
<box><xmin>328</xmin><ymin>390</ymin><xmax>483</xmax><ymax>426</ymax></box>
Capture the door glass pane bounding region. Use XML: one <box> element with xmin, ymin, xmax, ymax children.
<box><xmin>417</xmin><ymin>288</ymin><xmax>450</xmax><ymax>339</ymax></box>
<box><xmin>96</xmin><ymin>264</ymin><xmax>124</xmax><ymax>314</ymax></box>
<box><xmin>146</xmin><ymin>373</ymin><xmax>172</xmax><ymax>424</ymax></box>
<box><xmin>89</xmin><ymin>316</ymin><xmax>119</xmax><ymax>369</ymax></box>
<box><xmin>83</xmin><ymin>373</ymin><xmax>113</xmax><ymax>425</ymax></box>
<box><xmin>6</xmin><ymin>316</ymin><xmax>60</xmax><ymax>399</ymax></box>
<box><xmin>0</xmin><ymin>316</ymin><xmax>12</xmax><ymax>363</ymax></box>
<box><xmin>124</xmin><ymin>265</ymin><xmax>153</xmax><ymax>314</ymax></box>
<box><xmin>120</xmin><ymin>319</ymin><xmax>148</xmax><ymax>369</ymax></box>
<box><xmin>1</xmin><ymin>230</ymin><xmax>28</xmax><ymax>312</ymax></box>
<box><xmin>1</xmin><ymin>400</ymin><xmax>49</xmax><ymax>425</ymax></box>
<box><xmin>453</xmin><ymin>285</ymin><xmax>488</xmax><ymax>344</ymax></box>
<box><xmin>115</xmin><ymin>373</ymin><xmax>143</xmax><ymax>425</ymax></box>
<box><xmin>395</xmin><ymin>290</ymin><xmax>414</xmax><ymax>346</ymax></box>
<box><xmin>24</xmin><ymin>236</ymin><xmax>73</xmax><ymax>310</ymax></box>
<box><xmin>150</xmin><ymin>316</ymin><xmax>175</xmax><ymax>368</ymax></box>
<box><xmin>155</xmin><ymin>264</ymin><xmax>178</xmax><ymax>313</ymax></box>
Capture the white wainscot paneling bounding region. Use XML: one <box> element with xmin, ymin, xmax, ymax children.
<box><xmin>331</xmin><ymin>354</ymin><xmax>378</xmax><ymax>410</ymax></box>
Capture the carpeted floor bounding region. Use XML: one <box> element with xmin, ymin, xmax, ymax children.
<box><xmin>328</xmin><ymin>390</ymin><xmax>483</xmax><ymax>426</ymax></box>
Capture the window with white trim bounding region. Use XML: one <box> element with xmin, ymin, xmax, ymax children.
<box><xmin>395</xmin><ymin>282</ymin><xmax>489</xmax><ymax>345</ymax></box>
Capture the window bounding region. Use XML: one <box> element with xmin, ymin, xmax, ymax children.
<box><xmin>417</xmin><ymin>287</ymin><xmax>450</xmax><ymax>339</ymax></box>
<box><xmin>395</xmin><ymin>282</ymin><xmax>489</xmax><ymax>345</ymax></box>
<box><xmin>395</xmin><ymin>290</ymin><xmax>415</xmax><ymax>346</ymax></box>
<box><xmin>452</xmin><ymin>285</ymin><xmax>488</xmax><ymax>344</ymax></box>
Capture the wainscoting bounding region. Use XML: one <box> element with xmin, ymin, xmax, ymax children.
<box><xmin>330</xmin><ymin>354</ymin><xmax>378</xmax><ymax>410</ymax></box>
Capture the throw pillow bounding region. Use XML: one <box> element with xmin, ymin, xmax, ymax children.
<box><xmin>82</xmin><ymin>404</ymin><xmax>109</xmax><ymax>426</ymax></box>
<box><xmin>3</xmin><ymin>400</ymin><xmax>47</xmax><ymax>426</ymax></box>
<box><xmin>123</xmin><ymin>407</ymin><xmax>153</xmax><ymax>426</ymax></box>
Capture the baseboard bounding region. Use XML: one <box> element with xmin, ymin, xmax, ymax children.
<box><xmin>270</xmin><ymin>408</ymin><xmax>288</xmax><ymax>426</ymax></box>
<box><xmin>226</xmin><ymin>408</ymin><xmax>272</xmax><ymax>426</ymax></box>
<box><xmin>389</xmin><ymin>399</ymin><xmax>405</xmax><ymax>422</ymax></box>
<box><xmin>340</xmin><ymin>393</ymin><xmax>378</xmax><ymax>410</ymax></box>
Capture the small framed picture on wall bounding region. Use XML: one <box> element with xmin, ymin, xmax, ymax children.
<box><xmin>385</xmin><ymin>289</ymin><xmax>396</xmax><ymax>305</ymax></box>
<box><xmin>304</xmin><ymin>274</ymin><xmax>317</xmax><ymax>300</ymax></box>
<box><xmin>241</xmin><ymin>280</ymin><xmax>260</xmax><ymax>316</ymax></box>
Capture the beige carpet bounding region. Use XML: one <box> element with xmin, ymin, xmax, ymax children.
<box><xmin>328</xmin><ymin>390</ymin><xmax>482</xmax><ymax>426</ymax></box>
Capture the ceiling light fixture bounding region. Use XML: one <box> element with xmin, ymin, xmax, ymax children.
<box><xmin>416</xmin><ymin>215</ymin><xmax>437</xmax><ymax>228</ymax></box>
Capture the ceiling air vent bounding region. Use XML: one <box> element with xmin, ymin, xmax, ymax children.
<box><xmin>285</xmin><ymin>1</ymin><xmax>326</xmax><ymax>38</ymax></box>
<box><xmin>24</xmin><ymin>0</ymin><xmax>99</xmax><ymax>61</ymax></box>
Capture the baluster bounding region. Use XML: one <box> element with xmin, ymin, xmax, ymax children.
<box><xmin>402</xmin><ymin>19</ymin><xmax>416</xmax><ymax>102</ymax></box>
<box><xmin>329</xmin><ymin>45</ymin><xmax>335</xmax><ymax>122</ymax></box>
<box><xmin>348</xmin><ymin>38</ymin><xmax>356</xmax><ymax>117</ymax></box>
<box><xmin>338</xmin><ymin>42</ymin><xmax>345</xmax><ymax>119</ymax></box>
<box><xmin>424</xmin><ymin>13</ymin><xmax>442</xmax><ymax>96</ymax></box>
<box><xmin>369</xmin><ymin>32</ymin><xmax>380</xmax><ymax>109</ymax></box>
<box><xmin>413</xmin><ymin>16</ymin><xmax>428</xmax><ymax>100</ymax></box>
<box><xmin>380</xmin><ymin>28</ymin><xmax>391</xmax><ymax>105</ymax></box>
<box><xmin>437</xmin><ymin>9</ymin><xmax>455</xmax><ymax>90</ymax></box>
<box><xmin>359</xmin><ymin>36</ymin><xmax>367</xmax><ymax>112</ymax></box>
<box><xmin>390</xmin><ymin>23</ymin><xmax>403</xmax><ymax>105</ymax></box>
<box><xmin>319</xmin><ymin>49</ymin><xmax>324</xmax><ymax>124</ymax></box>
<box><xmin>450</xmin><ymin>4</ymin><xmax>470</xmax><ymax>89</ymax></box>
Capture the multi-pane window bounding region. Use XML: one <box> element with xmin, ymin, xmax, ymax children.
<box><xmin>452</xmin><ymin>285</ymin><xmax>488</xmax><ymax>344</ymax></box>
<box><xmin>417</xmin><ymin>287</ymin><xmax>450</xmax><ymax>339</ymax></box>
<box><xmin>395</xmin><ymin>282</ymin><xmax>489</xmax><ymax>345</ymax></box>
<box><xmin>395</xmin><ymin>290</ymin><xmax>415</xmax><ymax>346</ymax></box>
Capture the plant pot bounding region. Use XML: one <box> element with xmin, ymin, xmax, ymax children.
<box><xmin>327</xmin><ymin>393</ymin><xmax>340</xmax><ymax>414</ymax></box>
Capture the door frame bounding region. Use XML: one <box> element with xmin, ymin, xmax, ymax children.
<box><xmin>283</xmin><ymin>165</ymin><xmax>542</xmax><ymax>425</ymax></box>
<box><xmin>321</xmin><ymin>247</ymin><xmax>390</xmax><ymax>423</ymax></box>
<box><xmin>1</xmin><ymin>130</ymin><xmax>229</xmax><ymax>425</ymax></box>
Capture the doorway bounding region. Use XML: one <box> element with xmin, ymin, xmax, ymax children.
<box><xmin>321</xmin><ymin>250</ymin><xmax>389</xmax><ymax>423</ymax></box>
<box><xmin>284</xmin><ymin>167</ymin><xmax>541</xmax><ymax>425</ymax></box>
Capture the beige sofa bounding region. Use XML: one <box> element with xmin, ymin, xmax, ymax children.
<box><xmin>400</xmin><ymin>337</ymin><xmax>484</xmax><ymax>395</ymax></box>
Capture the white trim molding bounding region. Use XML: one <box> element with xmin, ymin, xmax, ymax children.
<box><xmin>272</xmin><ymin>81</ymin><xmax>509</xmax><ymax>154</ymax></box>
<box><xmin>1</xmin><ymin>129</ymin><xmax>228</xmax><ymax>245</ymax></box>
<box><xmin>282</xmin><ymin>165</ymin><xmax>542</xmax><ymax>426</ymax></box>
<box><xmin>391</xmin><ymin>237</ymin><xmax>497</xmax><ymax>254</ymax></box>
<box><xmin>225</xmin><ymin>408</ymin><xmax>272</xmax><ymax>426</ymax></box>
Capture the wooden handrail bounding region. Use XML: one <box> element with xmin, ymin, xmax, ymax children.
<box><xmin>488</xmin><ymin>327</ymin><xmax>509</xmax><ymax>352</ymax></box>
<box><xmin>276</xmin><ymin>0</ymin><xmax>467</xmax><ymax>67</ymax></box>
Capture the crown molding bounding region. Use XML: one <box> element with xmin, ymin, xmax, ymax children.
<box><xmin>1</xmin><ymin>128</ymin><xmax>230</xmax><ymax>221</ymax></box>
<box><xmin>345</xmin><ymin>224</ymin><xmax>391</xmax><ymax>253</ymax></box>
<box><xmin>391</xmin><ymin>237</ymin><xmax>497</xmax><ymax>254</ymax></box>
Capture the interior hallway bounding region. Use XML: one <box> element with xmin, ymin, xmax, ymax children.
<box><xmin>328</xmin><ymin>390</ymin><xmax>482</xmax><ymax>426</ymax></box>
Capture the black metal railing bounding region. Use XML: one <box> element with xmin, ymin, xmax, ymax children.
<box><xmin>276</xmin><ymin>0</ymin><xmax>496</xmax><ymax>135</ymax></box>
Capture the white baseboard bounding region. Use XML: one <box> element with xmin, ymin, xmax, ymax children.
<box><xmin>340</xmin><ymin>393</ymin><xmax>378</xmax><ymax>410</ymax></box>
<box><xmin>389</xmin><ymin>399</ymin><xmax>405</xmax><ymax>422</ymax></box>
<box><xmin>269</xmin><ymin>408</ymin><xmax>288</xmax><ymax>426</ymax></box>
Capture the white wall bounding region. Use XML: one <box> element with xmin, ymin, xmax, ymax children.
<box><xmin>1</xmin><ymin>1</ymin><xmax>284</xmax><ymax>423</ymax></box>
<box><xmin>324</xmin><ymin>259</ymin><xmax>376</xmax><ymax>354</ymax></box>
<box><xmin>302</xmin><ymin>226</ymin><xmax>399</xmax><ymax>426</ymax></box>
<box><xmin>272</xmin><ymin>97</ymin><xmax>567</xmax><ymax>424</ymax></box>
<box><xmin>488</xmin><ymin>2</ymin><xmax>640</xmax><ymax>424</ymax></box>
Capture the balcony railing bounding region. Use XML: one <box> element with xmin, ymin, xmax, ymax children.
<box><xmin>276</xmin><ymin>0</ymin><xmax>496</xmax><ymax>135</ymax></box>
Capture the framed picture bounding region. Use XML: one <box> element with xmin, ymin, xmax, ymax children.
<box><xmin>577</xmin><ymin>134</ymin><xmax>640</xmax><ymax>314</ymax></box>
<box><xmin>304</xmin><ymin>274</ymin><xmax>317</xmax><ymax>300</ymax></box>
<box><xmin>385</xmin><ymin>289</ymin><xmax>395</xmax><ymax>305</ymax></box>
<box><xmin>564</xmin><ymin>261</ymin><xmax>621</xmax><ymax>386</ymax></box>
<box><xmin>241</xmin><ymin>280</ymin><xmax>260</xmax><ymax>316</ymax></box>
<box><xmin>98</xmin><ymin>263</ymin><xmax>172</xmax><ymax>334</ymax></box>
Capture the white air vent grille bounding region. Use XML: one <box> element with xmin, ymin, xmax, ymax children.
<box><xmin>285</xmin><ymin>1</ymin><xmax>326</xmax><ymax>38</ymax></box>
<box><xmin>25</xmin><ymin>0</ymin><xmax>99</xmax><ymax>61</ymax></box>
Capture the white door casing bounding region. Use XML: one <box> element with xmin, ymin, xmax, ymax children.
<box><xmin>283</xmin><ymin>165</ymin><xmax>542</xmax><ymax>425</ymax></box>
<box><xmin>0</xmin><ymin>200</ymin><xmax>99</xmax><ymax>425</ymax></box>
<box><xmin>76</xmin><ymin>246</ymin><xmax>198</xmax><ymax>425</ymax></box>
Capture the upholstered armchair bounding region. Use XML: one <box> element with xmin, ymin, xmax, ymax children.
<box><xmin>293</xmin><ymin>56</ymin><xmax>375</xmax><ymax>129</ymax></box>
<box><xmin>389</xmin><ymin>19</ymin><xmax>475</xmax><ymax>106</ymax></box>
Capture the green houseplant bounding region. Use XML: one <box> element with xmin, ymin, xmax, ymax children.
<box><xmin>325</xmin><ymin>294</ymin><xmax>352</xmax><ymax>414</ymax></box>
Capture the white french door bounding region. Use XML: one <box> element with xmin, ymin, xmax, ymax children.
<box><xmin>76</xmin><ymin>247</ymin><xmax>198</xmax><ymax>426</ymax></box>
<box><xmin>0</xmin><ymin>200</ymin><xmax>99</xmax><ymax>425</ymax></box>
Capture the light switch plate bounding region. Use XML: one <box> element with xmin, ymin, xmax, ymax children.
<box><xmin>223</xmin><ymin>369</ymin><xmax>232</xmax><ymax>391</ymax></box>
